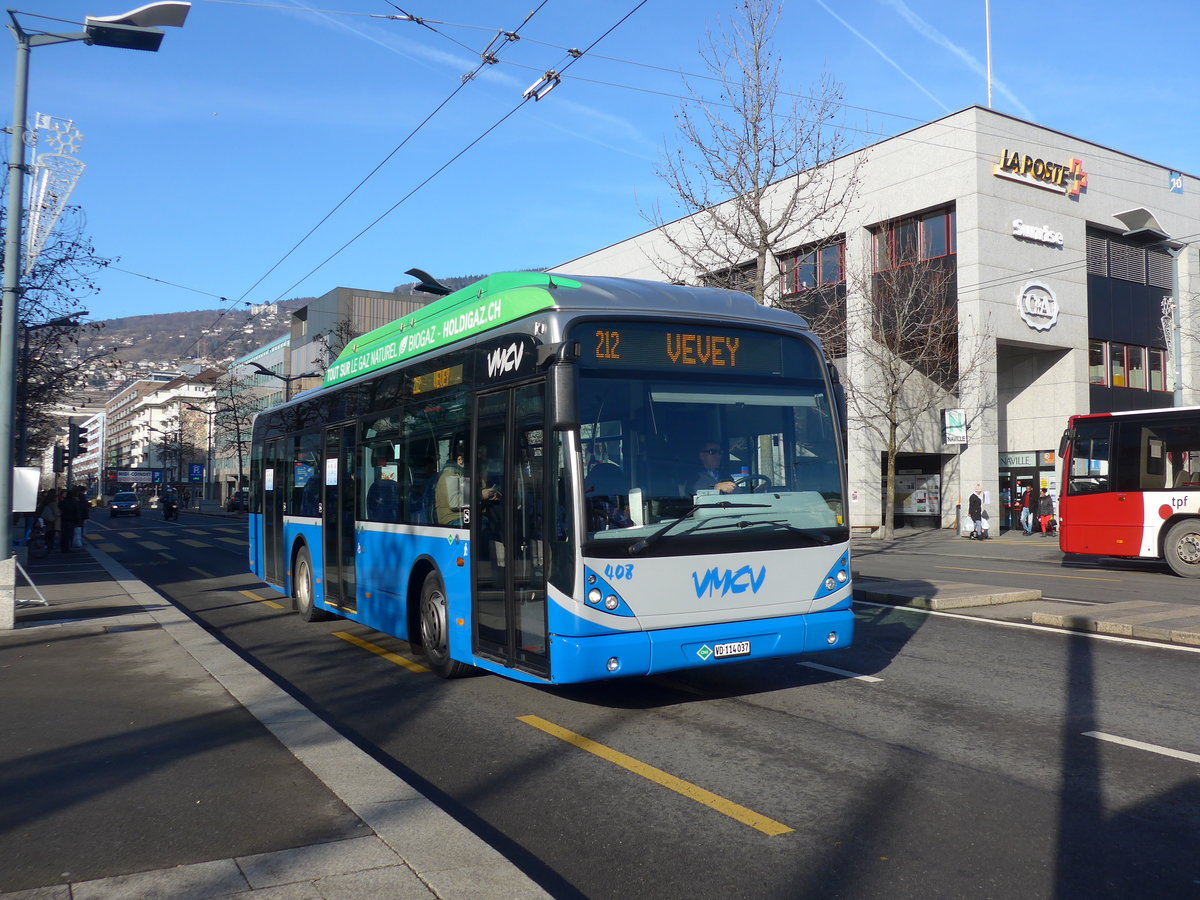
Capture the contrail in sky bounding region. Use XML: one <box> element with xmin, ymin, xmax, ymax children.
<box><xmin>814</xmin><ymin>0</ymin><xmax>950</xmax><ymax>113</ymax></box>
<box><xmin>879</xmin><ymin>0</ymin><xmax>1034</xmax><ymax>119</ymax></box>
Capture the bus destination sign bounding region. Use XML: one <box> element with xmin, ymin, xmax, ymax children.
<box><xmin>579</xmin><ymin>322</ymin><xmax>784</xmax><ymax>374</ymax></box>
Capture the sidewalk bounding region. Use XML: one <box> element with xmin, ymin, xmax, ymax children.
<box><xmin>1</xmin><ymin>545</ymin><xmax>550</xmax><ymax>900</ymax></box>
<box><xmin>850</xmin><ymin>527</ymin><xmax>1200</xmax><ymax>648</ymax></box>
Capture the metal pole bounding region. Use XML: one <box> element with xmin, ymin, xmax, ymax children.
<box><xmin>984</xmin><ymin>0</ymin><xmax>992</xmax><ymax>109</ymax></box>
<box><xmin>1</xmin><ymin>26</ymin><xmax>32</xmax><ymax>562</ymax></box>
<box><xmin>1170</xmin><ymin>245</ymin><xmax>1184</xmax><ymax>406</ymax></box>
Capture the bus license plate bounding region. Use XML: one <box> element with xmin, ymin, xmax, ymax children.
<box><xmin>714</xmin><ymin>640</ymin><xmax>751</xmax><ymax>658</ymax></box>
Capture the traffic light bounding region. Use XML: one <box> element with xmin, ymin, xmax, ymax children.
<box><xmin>69</xmin><ymin>423</ymin><xmax>89</xmax><ymax>457</ymax></box>
<box><xmin>53</xmin><ymin>444</ymin><xmax>65</xmax><ymax>473</ymax></box>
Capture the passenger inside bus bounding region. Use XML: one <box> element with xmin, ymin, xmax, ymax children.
<box><xmin>435</xmin><ymin>441</ymin><xmax>467</xmax><ymax>526</ymax></box>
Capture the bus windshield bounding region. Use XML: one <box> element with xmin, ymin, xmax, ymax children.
<box><xmin>577</xmin><ymin>371</ymin><xmax>845</xmax><ymax>557</ymax></box>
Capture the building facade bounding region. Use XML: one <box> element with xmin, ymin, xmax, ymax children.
<box><xmin>551</xmin><ymin>107</ymin><xmax>1199</xmax><ymax>533</ymax></box>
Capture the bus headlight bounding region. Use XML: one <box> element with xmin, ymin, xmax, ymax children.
<box><xmin>824</xmin><ymin>577</ymin><xmax>837</xmax><ymax>591</ymax></box>
<box><xmin>826</xmin><ymin>631</ymin><xmax>838</xmax><ymax>645</ymax></box>
<box><xmin>837</xmin><ymin>570</ymin><xmax>848</xmax><ymax>583</ymax></box>
<box><xmin>606</xmin><ymin>657</ymin><xmax>620</xmax><ymax>672</ymax></box>
<box><xmin>587</xmin><ymin>588</ymin><xmax>602</xmax><ymax>604</ymax></box>
<box><xmin>604</xmin><ymin>595</ymin><xmax>619</xmax><ymax>610</ymax></box>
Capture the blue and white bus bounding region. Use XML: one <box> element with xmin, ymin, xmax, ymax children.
<box><xmin>248</xmin><ymin>272</ymin><xmax>853</xmax><ymax>683</ymax></box>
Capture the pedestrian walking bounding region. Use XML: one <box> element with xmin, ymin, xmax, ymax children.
<box><xmin>1038</xmin><ymin>488</ymin><xmax>1055</xmax><ymax>535</ymax></box>
<box><xmin>59</xmin><ymin>488</ymin><xmax>80</xmax><ymax>552</ymax></box>
<box><xmin>1020</xmin><ymin>485</ymin><xmax>1035</xmax><ymax>535</ymax></box>
<box><xmin>73</xmin><ymin>485</ymin><xmax>90</xmax><ymax>547</ymax></box>
<box><xmin>37</xmin><ymin>489</ymin><xmax>61</xmax><ymax>552</ymax></box>
<box><xmin>968</xmin><ymin>484</ymin><xmax>986</xmax><ymax>540</ymax></box>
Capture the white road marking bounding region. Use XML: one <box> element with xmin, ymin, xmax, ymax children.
<box><xmin>1083</xmin><ymin>731</ymin><xmax>1200</xmax><ymax>766</ymax></box>
<box><xmin>797</xmin><ymin>661</ymin><xmax>882</xmax><ymax>682</ymax></box>
<box><xmin>854</xmin><ymin>600</ymin><xmax>1200</xmax><ymax>655</ymax></box>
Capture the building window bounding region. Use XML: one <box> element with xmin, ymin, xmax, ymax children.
<box><xmin>1086</xmin><ymin>228</ymin><xmax>1173</xmax><ymax>289</ymax></box>
<box><xmin>1091</xmin><ymin>340</ymin><xmax>1169</xmax><ymax>392</ymax></box>
<box><xmin>780</xmin><ymin>240</ymin><xmax>845</xmax><ymax>295</ymax></box>
<box><xmin>1149</xmin><ymin>349</ymin><xmax>1166</xmax><ymax>392</ymax></box>
<box><xmin>873</xmin><ymin>207</ymin><xmax>956</xmax><ymax>271</ymax></box>
<box><xmin>1110</xmin><ymin>342</ymin><xmax>1127</xmax><ymax>387</ymax></box>
<box><xmin>1088</xmin><ymin>340</ymin><xmax>1107</xmax><ymax>385</ymax></box>
<box><xmin>1126</xmin><ymin>345</ymin><xmax>1146</xmax><ymax>390</ymax></box>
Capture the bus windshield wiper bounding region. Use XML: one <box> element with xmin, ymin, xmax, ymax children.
<box><xmin>628</xmin><ymin>500</ymin><xmax>768</xmax><ymax>555</ymax></box>
<box><xmin>735</xmin><ymin>518</ymin><xmax>834</xmax><ymax>544</ymax></box>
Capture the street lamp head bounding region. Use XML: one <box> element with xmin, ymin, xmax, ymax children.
<box><xmin>85</xmin><ymin>2</ymin><xmax>190</xmax><ymax>51</ymax></box>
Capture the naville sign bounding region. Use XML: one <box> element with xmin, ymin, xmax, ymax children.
<box><xmin>323</xmin><ymin>274</ymin><xmax>577</xmax><ymax>388</ymax></box>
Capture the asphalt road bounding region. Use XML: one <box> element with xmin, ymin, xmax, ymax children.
<box><xmin>88</xmin><ymin>513</ymin><xmax>1200</xmax><ymax>898</ymax></box>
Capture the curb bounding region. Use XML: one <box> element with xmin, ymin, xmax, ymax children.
<box><xmin>855</xmin><ymin>581</ymin><xmax>1042</xmax><ymax>611</ymax></box>
<box><xmin>1031</xmin><ymin>610</ymin><xmax>1200</xmax><ymax>646</ymax></box>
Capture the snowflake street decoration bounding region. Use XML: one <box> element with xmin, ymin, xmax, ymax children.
<box><xmin>24</xmin><ymin>114</ymin><xmax>87</xmax><ymax>275</ymax></box>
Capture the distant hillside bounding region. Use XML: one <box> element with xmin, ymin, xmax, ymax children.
<box><xmin>88</xmin><ymin>272</ymin><xmax>529</xmax><ymax>368</ymax></box>
<box><xmin>93</xmin><ymin>300</ymin><xmax>307</xmax><ymax>364</ymax></box>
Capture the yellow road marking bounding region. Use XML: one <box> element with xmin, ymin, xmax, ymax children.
<box><xmin>94</xmin><ymin>543</ymin><xmax>121</xmax><ymax>553</ymax></box>
<box><xmin>217</xmin><ymin>537</ymin><xmax>245</xmax><ymax>546</ymax></box>
<box><xmin>179</xmin><ymin>539</ymin><xmax>211</xmax><ymax>548</ymax></box>
<box><xmin>140</xmin><ymin>541</ymin><xmax>169</xmax><ymax>551</ymax></box>
<box><xmin>333</xmin><ymin>631</ymin><xmax>429</xmax><ymax>673</ymax></box>
<box><xmin>190</xmin><ymin>567</ymin><xmax>214</xmax><ymax>579</ymax></box>
<box><xmin>934</xmin><ymin>565</ymin><xmax>1121</xmax><ymax>582</ymax></box>
<box><xmin>238</xmin><ymin>588</ymin><xmax>284</xmax><ymax>610</ymax></box>
<box><xmin>518</xmin><ymin>714</ymin><xmax>793</xmax><ymax>836</ymax></box>
<box><xmin>151</xmin><ymin>530</ymin><xmax>174</xmax><ymax>536</ymax></box>
<box><xmin>117</xmin><ymin>531</ymin><xmax>139</xmax><ymax>538</ymax></box>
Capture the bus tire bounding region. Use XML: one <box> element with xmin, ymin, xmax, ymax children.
<box><xmin>294</xmin><ymin>545</ymin><xmax>332</xmax><ymax>621</ymax></box>
<box><xmin>1163</xmin><ymin>519</ymin><xmax>1200</xmax><ymax>578</ymax></box>
<box><xmin>419</xmin><ymin>571</ymin><xmax>470</xmax><ymax>678</ymax></box>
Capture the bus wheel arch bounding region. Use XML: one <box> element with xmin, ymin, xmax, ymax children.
<box><xmin>1162</xmin><ymin>517</ymin><xmax>1200</xmax><ymax>578</ymax></box>
<box><xmin>417</xmin><ymin>567</ymin><xmax>471</xmax><ymax>678</ymax></box>
<box><xmin>293</xmin><ymin>541</ymin><xmax>332</xmax><ymax>621</ymax></box>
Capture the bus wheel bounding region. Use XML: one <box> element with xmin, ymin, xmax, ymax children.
<box><xmin>294</xmin><ymin>546</ymin><xmax>331</xmax><ymax>621</ymax></box>
<box><xmin>1164</xmin><ymin>519</ymin><xmax>1200</xmax><ymax>578</ymax></box>
<box><xmin>419</xmin><ymin>571</ymin><xmax>470</xmax><ymax>678</ymax></box>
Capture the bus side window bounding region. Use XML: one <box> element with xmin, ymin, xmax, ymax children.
<box><xmin>1067</xmin><ymin>421</ymin><xmax>1111</xmax><ymax>495</ymax></box>
<box><xmin>362</xmin><ymin>414</ymin><xmax>402</xmax><ymax>523</ymax></box>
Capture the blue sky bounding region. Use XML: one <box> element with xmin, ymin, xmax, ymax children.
<box><xmin>10</xmin><ymin>0</ymin><xmax>1198</xmax><ymax>323</ymax></box>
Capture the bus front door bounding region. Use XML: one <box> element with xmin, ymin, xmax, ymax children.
<box><xmin>263</xmin><ymin>438</ymin><xmax>285</xmax><ymax>584</ymax></box>
<box><xmin>322</xmin><ymin>423</ymin><xmax>358</xmax><ymax>614</ymax></box>
<box><xmin>472</xmin><ymin>384</ymin><xmax>549</xmax><ymax>677</ymax></box>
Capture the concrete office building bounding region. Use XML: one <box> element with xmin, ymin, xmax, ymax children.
<box><xmin>551</xmin><ymin>106</ymin><xmax>1199</xmax><ymax>533</ymax></box>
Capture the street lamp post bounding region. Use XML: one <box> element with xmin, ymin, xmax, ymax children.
<box><xmin>243</xmin><ymin>361</ymin><xmax>320</xmax><ymax>402</ymax></box>
<box><xmin>1</xmin><ymin>4</ymin><xmax>189</xmax><ymax>630</ymax></box>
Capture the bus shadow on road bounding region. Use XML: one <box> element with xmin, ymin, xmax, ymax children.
<box><xmin>545</xmin><ymin>602</ymin><xmax>923</xmax><ymax>709</ymax></box>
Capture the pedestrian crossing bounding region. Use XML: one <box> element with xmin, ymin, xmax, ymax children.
<box><xmin>85</xmin><ymin>527</ymin><xmax>246</xmax><ymax>558</ymax></box>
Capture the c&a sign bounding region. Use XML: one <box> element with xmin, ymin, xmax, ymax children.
<box><xmin>994</xmin><ymin>149</ymin><xmax>1088</xmax><ymax>199</ymax></box>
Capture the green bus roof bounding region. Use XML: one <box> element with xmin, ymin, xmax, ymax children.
<box><xmin>323</xmin><ymin>271</ymin><xmax>580</xmax><ymax>388</ymax></box>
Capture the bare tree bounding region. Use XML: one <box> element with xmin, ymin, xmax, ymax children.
<box><xmin>310</xmin><ymin>316</ymin><xmax>358</xmax><ymax>376</ymax></box>
<box><xmin>645</xmin><ymin>0</ymin><xmax>860</xmax><ymax>305</ymax></box>
<box><xmin>824</xmin><ymin>258</ymin><xmax>994</xmax><ymax>539</ymax></box>
<box><xmin>2</xmin><ymin>202</ymin><xmax>116</xmax><ymax>461</ymax></box>
<box><xmin>212</xmin><ymin>370</ymin><xmax>259</xmax><ymax>493</ymax></box>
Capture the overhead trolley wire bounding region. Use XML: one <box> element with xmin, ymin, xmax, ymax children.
<box><xmin>263</xmin><ymin>0</ymin><xmax>650</xmax><ymax>305</ymax></box>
